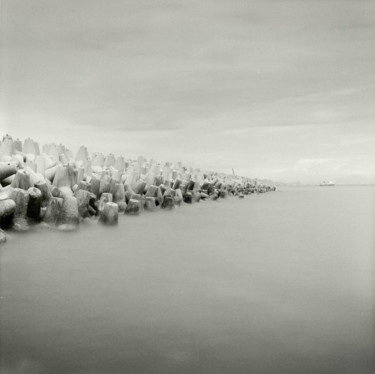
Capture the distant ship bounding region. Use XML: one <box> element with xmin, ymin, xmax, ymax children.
<box><xmin>319</xmin><ymin>181</ymin><xmax>335</xmax><ymax>186</ymax></box>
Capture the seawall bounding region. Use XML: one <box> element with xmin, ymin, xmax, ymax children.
<box><xmin>0</xmin><ymin>134</ymin><xmax>275</xmax><ymax>243</ymax></box>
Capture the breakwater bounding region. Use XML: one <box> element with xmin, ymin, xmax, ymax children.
<box><xmin>0</xmin><ymin>134</ymin><xmax>275</xmax><ymax>243</ymax></box>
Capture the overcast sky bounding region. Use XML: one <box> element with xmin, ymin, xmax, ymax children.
<box><xmin>1</xmin><ymin>0</ymin><xmax>374</xmax><ymax>183</ymax></box>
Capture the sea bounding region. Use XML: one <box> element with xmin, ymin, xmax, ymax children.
<box><xmin>0</xmin><ymin>186</ymin><xmax>374</xmax><ymax>374</ymax></box>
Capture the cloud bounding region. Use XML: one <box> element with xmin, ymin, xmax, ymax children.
<box><xmin>1</xmin><ymin>0</ymin><xmax>375</xmax><ymax>182</ymax></box>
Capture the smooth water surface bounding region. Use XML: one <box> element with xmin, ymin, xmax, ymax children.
<box><xmin>1</xmin><ymin>187</ymin><xmax>374</xmax><ymax>374</ymax></box>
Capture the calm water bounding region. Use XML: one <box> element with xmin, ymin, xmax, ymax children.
<box><xmin>1</xmin><ymin>187</ymin><xmax>374</xmax><ymax>374</ymax></box>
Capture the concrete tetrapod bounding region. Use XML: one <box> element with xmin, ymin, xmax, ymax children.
<box><xmin>34</xmin><ymin>181</ymin><xmax>52</xmax><ymax>207</ymax></box>
<box><xmin>183</xmin><ymin>192</ymin><xmax>193</xmax><ymax>204</ymax></box>
<box><xmin>57</xmin><ymin>187</ymin><xmax>79</xmax><ymax>230</ymax></box>
<box><xmin>75</xmin><ymin>189</ymin><xmax>96</xmax><ymax>218</ymax></box>
<box><xmin>124</xmin><ymin>184</ymin><xmax>135</xmax><ymax>204</ymax></box>
<box><xmin>0</xmin><ymin>228</ymin><xmax>6</xmax><ymax>243</ymax></box>
<box><xmin>98</xmin><ymin>193</ymin><xmax>113</xmax><ymax>213</ymax></box>
<box><xmin>23</xmin><ymin>166</ymin><xmax>44</xmax><ymax>186</ymax></box>
<box><xmin>43</xmin><ymin>197</ymin><xmax>63</xmax><ymax>226</ymax></box>
<box><xmin>77</xmin><ymin>180</ymin><xmax>91</xmax><ymax>193</ymax></box>
<box><xmin>174</xmin><ymin>189</ymin><xmax>183</xmax><ymax>206</ymax></box>
<box><xmin>179</xmin><ymin>183</ymin><xmax>188</xmax><ymax>197</ymax></box>
<box><xmin>172</xmin><ymin>179</ymin><xmax>182</xmax><ymax>190</ymax></box>
<box><xmin>161</xmin><ymin>195</ymin><xmax>174</xmax><ymax>210</ymax></box>
<box><xmin>53</xmin><ymin>165</ymin><xmax>76</xmax><ymax>189</ymax></box>
<box><xmin>199</xmin><ymin>192</ymin><xmax>209</xmax><ymax>200</ymax></box>
<box><xmin>124</xmin><ymin>199</ymin><xmax>140</xmax><ymax>215</ymax></box>
<box><xmin>144</xmin><ymin>196</ymin><xmax>156</xmax><ymax>211</ymax></box>
<box><xmin>193</xmin><ymin>191</ymin><xmax>201</xmax><ymax>203</ymax></box>
<box><xmin>219</xmin><ymin>189</ymin><xmax>227</xmax><ymax>199</ymax></box>
<box><xmin>133</xmin><ymin>180</ymin><xmax>147</xmax><ymax>195</ymax></box>
<box><xmin>161</xmin><ymin>187</ymin><xmax>175</xmax><ymax>209</ymax></box>
<box><xmin>51</xmin><ymin>186</ymin><xmax>63</xmax><ymax>198</ymax></box>
<box><xmin>27</xmin><ymin>187</ymin><xmax>42</xmax><ymax>221</ymax></box>
<box><xmin>0</xmin><ymin>162</ymin><xmax>18</xmax><ymax>183</ymax></box>
<box><xmin>130</xmin><ymin>194</ymin><xmax>145</xmax><ymax>211</ymax></box>
<box><xmin>11</xmin><ymin>170</ymin><xmax>32</xmax><ymax>190</ymax></box>
<box><xmin>99</xmin><ymin>174</ymin><xmax>111</xmax><ymax>196</ymax></box>
<box><xmin>10</xmin><ymin>188</ymin><xmax>30</xmax><ymax>231</ymax></box>
<box><xmin>44</xmin><ymin>164</ymin><xmax>59</xmax><ymax>182</ymax></box>
<box><xmin>0</xmin><ymin>198</ymin><xmax>16</xmax><ymax>228</ymax></box>
<box><xmin>145</xmin><ymin>185</ymin><xmax>158</xmax><ymax>199</ymax></box>
<box><xmin>112</xmin><ymin>183</ymin><xmax>126</xmax><ymax>212</ymax></box>
<box><xmin>89</xmin><ymin>177</ymin><xmax>101</xmax><ymax>199</ymax></box>
<box><xmin>99</xmin><ymin>202</ymin><xmax>118</xmax><ymax>225</ymax></box>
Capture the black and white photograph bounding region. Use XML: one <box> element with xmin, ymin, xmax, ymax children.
<box><xmin>1</xmin><ymin>1</ymin><xmax>374</xmax><ymax>373</ymax></box>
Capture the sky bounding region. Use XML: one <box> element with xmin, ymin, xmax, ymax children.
<box><xmin>1</xmin><ymin>0</ymin><xmax>374</xmax><ymax>184</ymax></box>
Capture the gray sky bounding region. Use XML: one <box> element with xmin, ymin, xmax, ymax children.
<box><xmin>1</xmin><ymin>0</ymin><xmax>374</xmax><ymax>183</ymax></box>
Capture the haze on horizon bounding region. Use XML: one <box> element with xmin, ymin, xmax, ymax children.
<box><xmin>1</xmin><ymin>0</ymin><xmax>374</xmax><ymax>184</ymax></box>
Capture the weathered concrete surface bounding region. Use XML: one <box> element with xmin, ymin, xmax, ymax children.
<box><xmin>99</xmin><ymin>202</ymin><xmax>118</xmax><ymax>225</ymax></box>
